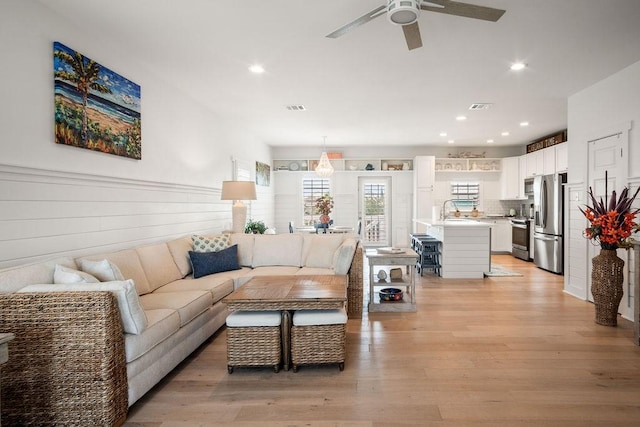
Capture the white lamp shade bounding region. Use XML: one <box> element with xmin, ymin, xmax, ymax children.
<box><xmin>221</xmin><ymin>181</ymin><xmax>257</xmax><ymax>201</ymax></box>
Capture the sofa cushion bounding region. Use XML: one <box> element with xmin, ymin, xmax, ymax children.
<box><xmin>191</xmin><ymin>233</ymin><xmax>230</xmax><ymax>253</ymax></box>
<box><xmin>136</xmin><ymin>243</ymin><xmax>183</xmax><ymax>291</ymax></box>
<box><xmin>252</xmin><ymin>234</ymin><xmax>303</xmax><ymax>267</ymax></box>
<box><xmin>229</xmin><ymin>233</ymin><xmax>254</xmax><ymax>267</ymax></box>
<box><xmin>166</xmin><ymin>235</ymin><xmax>193</xmax><ymax>277</ymax></box>
<box><xmin>189</xmin><ymin>245</ymin><xmax>240</xmax><ymax>278</ymax></box>
<box><xmin>18</xmin><ymin>280</ymin><xmax>148</xmax><ymax>335</ymax></box>
<box><xmin>296</xmin><ymin>267</ymin><xmax>335</xmax><ymax>276</ymax></box>
<box><xmin>79</xmin><ymin>258</ymin><xmax>125</xmax><ymax>282</ymax></box>
<box><xmin>139</xmin><ymin>290</ymin><xmax>213</xmax><ymax>327</ymax></box>
<box><xmin>333</xmin><ymin>238</ymin><xmax>359</xmax><ymax>275</ymax></box>
<box><xmin>244</xmin><ymin>266</ymin><xmax>302</xmax><ymax>277</ymax></box>
<box><xmin>124</xmin><ymin>308</ymin><xmax>180</xmax><ymax>363</ymax></box>
<box><xmin>53</xmin><ymin>264</ymin><xmax>99</xmax><ymax>284</ymax></box>
<box><xmin>304</xmin><ymin>234</ymin><xmax>344</xmax><ymax>268</ymax></box>
<box><xmin>77</xmin><ymin>250</ymin><xmax>152</xmax><ymax>295</ymax></box>
<box><xmin>154</xmin><ymin>276</ymin><xmax>234</xmax><ymax>304</ymax></box>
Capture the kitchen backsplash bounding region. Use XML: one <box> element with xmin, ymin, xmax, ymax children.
<box><xmin>434</xmin><ymin>198</ymin><xmax>533</xmax><ymax>218</ymax></box>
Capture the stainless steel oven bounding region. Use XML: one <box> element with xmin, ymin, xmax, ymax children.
<box><xmin>511</xmin><ymin>218</ymin><xmax>531</xmax><ymax>261</ymax></box>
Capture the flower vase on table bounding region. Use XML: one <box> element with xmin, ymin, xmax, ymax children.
<box><xmin>319</xmin><ymin>214</ymin><xmax>331</xmax><ymax>225</ymax></box>
<box><xmin>580</xmin><ymin>171</ymin><xmax>640</xmax><ymax>326</ymax></box>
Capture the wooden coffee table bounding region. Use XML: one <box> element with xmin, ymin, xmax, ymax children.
<box><xmin>223</xmin><ymin>275</ymin><xmax>348</xmax><ymax>370</ymax></box>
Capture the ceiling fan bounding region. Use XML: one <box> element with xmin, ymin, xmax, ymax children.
<box><xmin>326</xmin><ymin>0</ymin><xmax>506</xmax><ymax>51</ymax></box>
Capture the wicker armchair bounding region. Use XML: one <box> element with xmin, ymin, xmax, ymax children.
<box><xmin>347</xmin><ymin>243</ymin><xmax>363</xmax><ymax>318</ymax></box>
<box><xmin>0</xmin><ymin>292</ymin><xmax>128</xmax><ymax>427</ymax></box>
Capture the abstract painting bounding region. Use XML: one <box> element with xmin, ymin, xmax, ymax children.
<box><xmin>54</xmin><ymin>41</ymin><xmax>141</xmax><ymax>159</ymax></box>
<box><xmin>255</xmin><ymin>161</ymin><xmax>270</xmax><ymax>186</ymax></box>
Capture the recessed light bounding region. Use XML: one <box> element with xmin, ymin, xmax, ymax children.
<box><xmin>439</xmin><ymin>132</ymin><xmax>447</xmax><ymax>137</ymax></box>
<box><xmin>520</xmin><ymin>121</ymin><xmax>529</xmax><ymax>127</ymax></box>
<box><xmin>501</xmin><ymin>131</ymin><xmax>510</xmax><ymax>136</ymax></box>
<box><xmin>249</xmin><ymin>64</ymin><xmax>265</xmax><ymax>74</ymax></box>
<box><xmin>456</xmin><ymin>115</ymin><xmax>467</xmax><ymax>121</ymax></box>
<box><xmin>486</xmin><ymin>139</ymin><xmax>494</xmax><ymax>143</ymax></box>
<box><xmin>447</xmin><ymin>140</ymin><xmax>455</xmax><ymax>144</ymax></box>
<box><xmin>510</xmin><ymin>62</ymin><xmax>526</xmax><ymax>71</ymax></box>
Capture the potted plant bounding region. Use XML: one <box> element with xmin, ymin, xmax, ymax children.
<box><xmin>244</xmin><ymin>219</ymin><xmax>267</xmax><ymax>234</ymax></box>
<box><xmin>580</xmin><ymin>174</ymin><xmax>640</xmax><ymax>326</ymax></box>
<box><xmin>314</xmin><ymin>194</ymin><xmax>334</xmax><ymax>224</ymax></box>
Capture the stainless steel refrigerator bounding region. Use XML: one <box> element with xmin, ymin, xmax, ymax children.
<box><xmin>533</xmin><ymin>173</ymin><xmax>566</xmax><ymax>274</ymax></box>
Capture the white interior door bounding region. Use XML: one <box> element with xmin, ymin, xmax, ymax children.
<box><xmin>359</xmin><ymin>177</ymin><xmax>391</xmax><ymax>247</ymax></box>
<box><xmin>587</xmin><ymin>131</ymin><xmax>630</xmax><ymax>318</ymax></box>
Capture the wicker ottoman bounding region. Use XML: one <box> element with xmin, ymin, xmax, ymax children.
<box><xmin>226</xmin><ymin>311</ymin><xmax>282</xmax><ymax>373</ymax></box>
<box><xmin>291</xmin><ymin>308</ymin><xmax>347</xmax><ymax>372</ymax></box>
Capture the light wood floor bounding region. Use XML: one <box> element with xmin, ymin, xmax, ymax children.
<box><xmin>124</xmin><ymin>255</ymin><xmax>640</xmax><ymax>426</ymax></box>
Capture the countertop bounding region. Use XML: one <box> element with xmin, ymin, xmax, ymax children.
<box><xmin>414</xmin><ymin>218</ymin><xmax>493</xmax><ymax>227</ymax></box>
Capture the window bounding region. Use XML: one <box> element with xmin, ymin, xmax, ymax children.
<box><xmin>450</xmin><ymin>182</ymin><xmax>479</xmax><ymax>210</ymax></box>
<box><xmin>302</xmin><ymin>178</ymin><xmax>330</xmax><ymax>226</ymax></box>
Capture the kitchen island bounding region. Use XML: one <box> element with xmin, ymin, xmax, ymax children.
<box><xmin>415</xmin><ymin>218</ymin><xmax>492</xmax><ymax>279</ymax></box>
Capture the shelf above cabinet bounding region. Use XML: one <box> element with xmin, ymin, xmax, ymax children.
<box><xmin>273</xmin><ymin>158</ymin><xmax>413</xmax><ymax>172</ymax></box>
<box><xmin>435</xmin><ymin>158</ymin><xmax>501</xmax><ymax>172</ymax></box>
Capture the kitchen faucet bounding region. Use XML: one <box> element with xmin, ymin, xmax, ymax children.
<box><xmin>441</xmin><ymin>199</ymin><xmax>458</xmax><ymax>220</ymax></box>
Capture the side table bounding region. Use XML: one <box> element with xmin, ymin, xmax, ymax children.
<box><xmin>366</xmin><ymin>248</ymin><xmax>418</xmax><ymax>312</ymax></box>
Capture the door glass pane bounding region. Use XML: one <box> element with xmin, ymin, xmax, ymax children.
<box><xmin>363</xmin><ymin>182</ymin><xmax>387</xmax><ymax>245</ymax></box>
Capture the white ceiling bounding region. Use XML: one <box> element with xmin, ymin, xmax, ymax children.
<box><xmin>38</xmin><ymin>0</ymin><xmax>640</xmax><ymax>148</ymax></box>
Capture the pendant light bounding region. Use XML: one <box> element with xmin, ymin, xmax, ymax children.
<box><xmin>315</xmin><ymin>136</ymin><xmax>334</xmax><ymax>178</ymax></box>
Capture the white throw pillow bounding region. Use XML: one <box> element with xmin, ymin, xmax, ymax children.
<box><xmin>53</xmin><ymin>264</ymin><xmax>99</xmax><ymax>284</ymax></box>
<box><xmin>191</xmin><ymin>233</ymin><xmax>230</xmax><ymax>253</ymax></box>
<box><xmin>304</xmin><ymin>235</ymin><xmax>344</xmax><ymax>268</ymax></box>
<box><xmin>18</xmin><ymin>280</ymin><xmax>148</xmax><ymax>335</ymax></box>
<box><xmin>79</xmin><ymin>259</ymin><xmax>125</xmax><ymax>282</ymax></box>
<box><xmin>333</xmin><ymin>238</ymin><xmax>358</xmax><ymax>275</ymax></box>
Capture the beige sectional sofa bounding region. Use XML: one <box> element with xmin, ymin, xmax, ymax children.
<box><xmin>0</xmin><ymin>232</ymin><xmax>362</xmax><ymax>426</ymax></box>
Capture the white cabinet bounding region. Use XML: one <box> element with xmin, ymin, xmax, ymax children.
<box><xmin>477</xmin><ymin>219</ymin><xmax>512</xmax><ymax>253</ymax></box>
<box><xmin>525</xmin><ymin>143</ymin><xmax>568</xmax><ymax>177</ymax></box>
<box><xmin>526</xmin><ymin>150</ymin><xmax>544</xmax><ymax>177</ymax></box>
<box><xmin>518</xmin><ymin>155</ymin><xmax>527</xmax><ymax>198</ymax></box>
<box><xmin>413</xmin><ymin>156</ymin><xmax>435</xmax><ymax>233</ymax></box>
<box><xmin>414</xmin><ymin>156</ymin><xmax>435</xmax><ymax>189</ymax></box>
<box><xmin>500</xmin><ymin>156</ymin><xmax>522</xmax><ymax>200</ymax></box>
<box><xmin>543</xmin><ymin>146</ymin><xmax>556</xmax><ymax>175</ymax></box>
<box><xmin>555</xmin><ymin>143</ymin><xmax>568</xmax><ymax>172</ymax></box>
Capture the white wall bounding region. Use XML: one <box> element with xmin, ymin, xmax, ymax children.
<box><xmin>567</xmin><ymin>60</ymin><xmax>640</xmax><ymax>184</ymax></box>
<box><xmin>0</xmin><ymin>1</ymin><xmax>273</xmax><ymax>267</ymax></box>
<box><xmin>566</xmin><ymin>59</ymin><xmax>640</xmax><ymax>315</ymax></box>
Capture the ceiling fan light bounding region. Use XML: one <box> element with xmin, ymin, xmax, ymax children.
<box><xmin>387</xmin><ymin>0</ymin><xmax>420</xmax><ymax>25</ymax></box>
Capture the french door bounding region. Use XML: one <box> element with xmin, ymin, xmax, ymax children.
<box><xmin>359</xmin><ymin>177</ymin><xmax>391</xmax><ymax>247</ymax></box>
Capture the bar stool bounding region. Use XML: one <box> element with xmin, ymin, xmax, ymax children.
<box><xmin>291</xmin><ymin>308</ymin><xmax>347</xmax><ymax>372</ymax></box>
<box><xmin>226</xmin><ymin>311</ymin><xmax>282</xmax><ymax>373</ymax></box>
<box><xmin>411</xmin><ymin>234</ymin><xmax>442</xmax><ymax>276</ymax></box>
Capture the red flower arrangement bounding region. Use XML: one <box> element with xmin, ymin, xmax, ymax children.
<box><xmin>579</xmin><ymin>174</ymin><xmax>640</xmax><ymax>250</ymax></box>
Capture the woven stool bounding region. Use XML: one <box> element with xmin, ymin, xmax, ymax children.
<box><xmin>226</xmin><ymin>311</ymin><xmax>282</xmax><ymax>373</ymax></box>
<box><xmin>291</xmin><ymin>308</ymin><xmax>347</xmax><ymax>372</ymax></box>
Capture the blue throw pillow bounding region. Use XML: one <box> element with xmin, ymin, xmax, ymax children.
<box><xmin>189</xmin><ymin>244</ymin><xmax>240</xmax><ymax>278</ymax></box>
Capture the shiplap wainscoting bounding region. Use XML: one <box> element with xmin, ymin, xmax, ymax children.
<box><xmin>0</xmin><ymin>164</ymin><xmax>232</xmax><ymax>269</ymax></box>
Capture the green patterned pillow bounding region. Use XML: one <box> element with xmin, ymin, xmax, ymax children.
<box><xmin>192</xmin><ymin>233</ymin><xmax>230</xmax><ymax>253</ymax></box>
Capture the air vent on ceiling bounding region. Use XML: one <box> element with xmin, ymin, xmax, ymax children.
<box><xmin>469</xmin><ymin>103</ymin><xmax>493</xmax><ymax>110</ymax></box>
<box><xmin>286</xmin><ymin>105</ymin><xmax>306</xmax><ymax>111</ymax></box>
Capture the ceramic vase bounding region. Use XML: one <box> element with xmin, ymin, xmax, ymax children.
<box><xmin>319</xmin><ymin>214</ymin><xmax>331</xmax><ymax>224</ymax></box>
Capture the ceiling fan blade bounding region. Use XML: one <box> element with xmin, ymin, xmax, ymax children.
<box><xmin>402</xmin><ymin>22</ymin><xmax>423</xmax><ymax>50</ymax></box>
<box><xmin>420</xmin><ymin>0</ymin><xmax>505</xmax><ymax>22</ymax></box>
<box><xmin>326</xmin><ymin>5</ymin><xmax>387</xmax><ymax>38</ymax></box>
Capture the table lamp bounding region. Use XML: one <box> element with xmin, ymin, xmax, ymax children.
<box><xmin>221</xmin><ymin>181</ymin><xmax>257</xmax><ymax>233</ymax></box>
